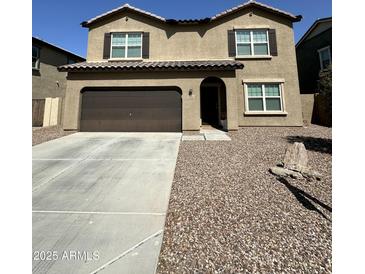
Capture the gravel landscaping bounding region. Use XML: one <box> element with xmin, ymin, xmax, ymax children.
<box><xmin>157</xmin><ymin>125</ymin><xmax>332</xmax><ymax>273</ymax></box>
<box><xmin>32</xmin><ymin>126</ymin><xmax>76</xmax><ymax>146</ymax></box>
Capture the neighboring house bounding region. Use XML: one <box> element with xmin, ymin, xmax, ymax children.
<box><xmin>296</xmin><ymin>17</ymin><xmax>332</xmax><ymax>93</ymax></box>
<box><xmin>59</xmin><ymin>0</ymin><xmax>303</xmax><ymax>132</ymax></box>
<box><xmin>32</xmin><ymin>37</ymin><xmax>85</xmax><ymax>126</ymax></box>
<box><xmin>295</xmin><ymin>17</ymin><xmax>332</xmax><ymax>125</ymax></box>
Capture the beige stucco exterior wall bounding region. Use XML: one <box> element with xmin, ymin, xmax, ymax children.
<box><xmin>32</xmin><ymin>45</ymin><xmax>69</xmax><ymax>99</ymax></box>
<box><xmin>87</xmin><ymin>8</ymin><xmax>298</xmax><ymax>63</ymax></box>
<box><xmin>63</xmin><ymin>6</ymin><xmax>303</xmax><ymax>130</ymax></box>
<box><xmin>63</xmin><ymin>71</ymin><xmax>238</xmax><ymax>131</ymax></box>
<box><xmin>301</xmin><ymin>94</ymin><xmax>315</xmax><ymax>125</ymax></box>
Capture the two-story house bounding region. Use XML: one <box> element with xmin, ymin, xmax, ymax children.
<box><xmin>59</xmin><ymin>0</ymin><xmax>303</xmax><ymax>132</ymax></box>
<box><xmin>32</xmin><ymin>37</ymin><xmax>85</xmax><ymax>127</ymax></box>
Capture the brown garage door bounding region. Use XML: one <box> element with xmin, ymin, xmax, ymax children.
<box><xmin>80</xmin><ymin>89</ymin><xmax>182</xmax><ymax>132</ymax></box>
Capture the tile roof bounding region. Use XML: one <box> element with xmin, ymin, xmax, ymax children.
<box><xmin>296</xmin><ymin>17</ymin><xmax>332</xmax><ymax>48</ymax></box>
<box><xmin>81</xmin><ymin>1</ymin><xmax>301</xmax><ymax>27</ymax></box>
<box><xmin>81</xmin><ymin>3</ymin><xmax>166</xmax><ymax>27</ymax></box>
<box><xmin>166</xmin><ymin>18</ymin><xmax>211</xmax><ymax>24</ymax></box>
<box><xmin>58</xmin><ymin>60</ymin><xmax>244</xmax><ymax>72</ymax></box>
<box><xmin>211</xmin><ymin>1</ymin><xmax>301</xmax><ymax>22</ymax></box>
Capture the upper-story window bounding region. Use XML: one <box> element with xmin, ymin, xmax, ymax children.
<box><xmin>111</xmin><ymin>32</ymin><xmax>142</xmax><ymax>59</ymax></box>
<box><xmin>318</xmin><ymin>46</ymin><xmax>331</xmax><ymax>70</ymax></box>
<box><xmin>236</xmin><ymin>30</ymin><xmax>270</xmax><ymax>57</ymax></box>
<box><xmin>32</xmin><ymin>46</ymin><xmax>40</xmax><ymax>69</ymax></box>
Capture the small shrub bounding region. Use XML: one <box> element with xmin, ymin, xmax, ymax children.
<box><xmin>317</xmin><ymin>65</ymin><xmax>332</xmax><ymax>126</ymax></box>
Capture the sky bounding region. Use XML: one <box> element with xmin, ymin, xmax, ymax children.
<box><xmin>32</xmin><ymin>0</ymin><xmax>332</xmax><ymax>58</ymax></box>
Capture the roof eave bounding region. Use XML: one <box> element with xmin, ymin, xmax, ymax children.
<box><xmin>81</xmin><ymin>21</ymin><xmax>89</xmax><ymax>28</ymax></box>
<box><xmin>211</xmin><ymin>1</ymin><xmax>301</xmax><ymax>23</ymax></box>
<box><xmin>32</xmin><ymin>37</ymin><xmax>85</xmax><ymax>61</ymax></box>
<box><xmin>81</xmin><ymin>1</ymin><xmax>301</xmax><ymax>28</ymax></box>
<box><xmin>166</xmin><ymin>18</ymin><xmax>211</xmax><ymax>25</ymax></box>
<box><xmin>212</xmin><ymin>10</ymin><xmax>301</xmax><ymax>23</ymax></box>
<box><xmin>58</xmin><ymin>61</ymin><xmax>244</xmax><ymax>72</ymax></box>
<box><xmin>59</xmin><ymin>68</ymin><xmax>243</xmax><ymax>73</ymax></box>
<box><xmin>293</xmin><ymin>15</ymin><xmax>303</xmax><ymax>22</ymax></box>
<box><xmin>296</xmin><ymin>17</ymin><xmax>332</xmax><ymax>48</ymax></box>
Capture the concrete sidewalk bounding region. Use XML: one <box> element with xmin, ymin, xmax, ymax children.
<box><xmin>181</xmin><ymin>127</ymin><xmax>231</xmax><ymax>141</ymax></box>
<box><xmin>32</xmin><ymin>132</ymin><xmax>181</xmax><ymax>274</ymax></box>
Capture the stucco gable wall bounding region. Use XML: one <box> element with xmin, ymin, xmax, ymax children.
<box><xmin>86</xmin><ymin>7</ymin><xmax>294</xmax><ymax>62</ymax></box>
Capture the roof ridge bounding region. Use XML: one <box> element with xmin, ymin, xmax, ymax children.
<box><xmin>211</xmin><ymin>0</ymin><xmax>298</xmax><ymax>21</ymax></box>
<box><xmin>296</xmin><ymin>17</ymin><xmax>332</xmax><ymax>48</ymax></box>
<box><xmin>82</xmin><ymin>0</ymin><xmax>301</xmax><ymax>27</ymax></box>
<box><xmin>82</xmin><ymin>3</ymin><xmax>166</xmax><ymax>27</ymax></box>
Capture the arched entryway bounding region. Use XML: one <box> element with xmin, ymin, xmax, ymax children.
<box><xmin>200</xmin><ymin>77</ymin><xmax>227</xmax><ymax>130</ymax></box>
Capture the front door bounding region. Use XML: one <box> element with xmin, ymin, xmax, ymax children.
<box><xmin>200</xmin><ymin>87</ymin><xmax>219</xmax><ymax>126</ymax></box>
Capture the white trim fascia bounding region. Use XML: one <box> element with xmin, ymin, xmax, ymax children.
<box><xmin>235</xmin><ymin>55</ymin><xmax>272</xmax><ymax>60</ymax></box>
<box><xmin>244</xmin><ymin>83</ymin><xmax>249</xmax><ymax>112</ymax></box>
<box><xmin>109</xmin><ymin>29</ymin><xmax>145</xmax><ymax>32</ymax></box>
<box><xmin>280</xmin><ymin>82</ymin><xmax>287</xmax><ymax>114</ymax></box>
<box><xmin>234</xmin><ymin>25</ymin><xmax>270</xmax><ymax>30</ymax></box>
<box><xmin>244</xmin><ymin>111</ymin><xmax>288</xmax><ymax>116</ymax></box>
<box><xmin>242</xmin><ymin>78</ymin><xmax>285</xmax><ymax>83</ymax></box>
<box><xmin>266</xmin><ymin>29</ymin><xmax>271</xmax><ymax>56</ymax></box>
<box><xmin>108</xmin><ymin>58</ymin><xmax>143</xmax><ymax>61</ymax></box>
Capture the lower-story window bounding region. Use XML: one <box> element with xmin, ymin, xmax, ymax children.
<box><xmin>245</xmin><ymin>83</ymin><xmax>283</xmax><ymax>112</ymax></box>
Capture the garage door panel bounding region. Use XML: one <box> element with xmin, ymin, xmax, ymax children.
<box><xmin>81</xmin><ymin>110</ymin><xmax>180</xmax><ymax>121</ymax></box>
<box><xmin>83</xmin><ymin>96</ymin><xmax>179</xmax><ymax>108</ymax></box>
<box><xmin>81</xmin><ymin>120</ymin><xmax>180</xmax><ymax>133</ymax></box>
<box><xmin>80</xmin><ymin>90</ymin><xmax>182</xmax><ymax>132</ymax></box>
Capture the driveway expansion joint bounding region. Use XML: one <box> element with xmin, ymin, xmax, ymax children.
<box><xmin>89</xmin><ymin>230</ymin><xmax>163</xmax><ymax>274</ymax></box>
<box><xmin>32</xmin><ymin>137</ymin><xmax>120</xmax><ymax>192</ymax></box>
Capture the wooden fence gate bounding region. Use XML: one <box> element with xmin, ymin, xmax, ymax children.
<box><xmin>32</xmin><ymin>99</ymin><xmax>45</xmax><ymax>127</ymax></box>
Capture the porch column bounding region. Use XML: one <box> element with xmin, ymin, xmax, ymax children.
<box><xmin>224</xmin><ymin>78</ymin><xmax>239</xmax><ymax>131</ymax></box>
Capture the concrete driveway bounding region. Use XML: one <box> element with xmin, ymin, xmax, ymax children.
<box><xmin>32</xmin><ymin>132</ymin><xmax>181</xmax><ymax>274</ymax></box>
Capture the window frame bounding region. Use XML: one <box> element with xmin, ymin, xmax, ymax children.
<box><xmin>235</xmin><ymin>29</ymin><xmax>271</xmax><ymax>57</ymax></box>
<box><xmin>244</xmin><ymin>82</ymin><xmax>285</xmax><ymax>114</ymax></box>
<box><xmin>317</xmin><ymin>46</ymin><xmax>331</xmax><ymax>70</ymax></box>
<box><xmin>110</xmin><ymin>32</ymin><xmax>143</xmax><ymax>59</ymax></box>
<box><xmin>32</xmin><ymin>46</ymin><xmax>40</xmax><ymax>70</ymax></box>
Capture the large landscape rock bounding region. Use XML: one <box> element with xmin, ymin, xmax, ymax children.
<box><xmin>301</xmin><ymin>168</ymin><xmax>323</xmax><ymax>180</ymax></box>
<box><xmin>269</xmin><ymin>142</ymin><xmax>322</xmax><ymax>181</ymax></box>
<box><xmin>269</xmin><ymin>166</ymin><xmax>303</xmax><ymax>179</ymax></box>
<box><xmin>283</xmin><ymin>142</ymin><xmax>308</xmax><ymax>172</ymax></box>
